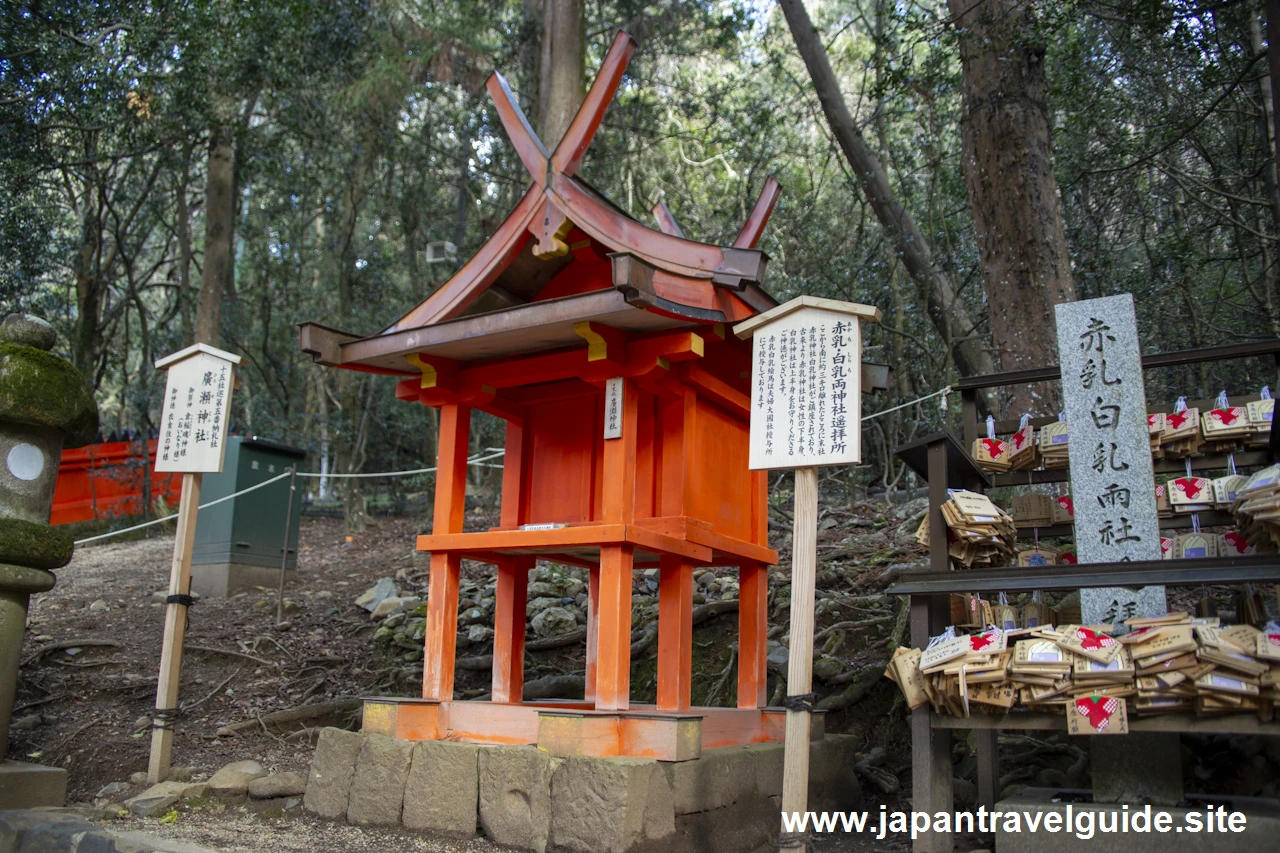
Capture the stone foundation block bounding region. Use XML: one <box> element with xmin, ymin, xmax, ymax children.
<box><xmin>746</xmin><ymin>742</ymin><xmax>786</xmax><ymax>799</ymax></box>
<box><xmin>671</xmin><ymin>794</ymin><xmax>778</xmax><ymax>853</ymax></box>
<box><xmin>303</xmin><ymin>727</ymin><xmax>363</xmax><ymax>819</ymax></box>
<box><xmin>17</xmin><ymin>819</ymin><xmax>116</xmax><ymax>853</ymax></box>
<box><xmin>402</xmin><ymin>741</ymin><xmax>479</xmax><ymax>836</ymax></box>
<box><xmin>1091</xmin><ymin>733</ymin><xmax>1183</xmax><ymax>805</ymax></box>
<box><xmin>995</xmin><ymin>789</ymin><xmax>1280</xmax><ymax>853</ymax></box>
<box><xmin>549</xmin><ymin>757</ymin><xmax>675</xmax><ymax>853</ymax></box>
<box><xmin>667</xmin><ymin>745</ymin><xmax>759</xmax><ymax>815</ymax></box>
<box><xmin>479</xmin><ymin>745</ymin><xmax>554</xmax><ymax>853</ymax></box>
<box><xmin>0</xmin><ymin>761</ymin><xmax>66</xmax><ymax>810</ymax></box>
<box><xmin>808</xmin><ymin>734</ymin><xmax>861</xmax><ymax>813</ymax></box>
<box><xmin>346</xmin><ymin>733</ymin><xmax>413</xmax><ymax>826</ymax></box>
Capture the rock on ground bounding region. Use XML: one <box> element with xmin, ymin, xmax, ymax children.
<box><xmin>206</xmin><ymin>760</ymin><xmax>267</xmax><ymax>797</ymax></box>
<box><xmin>247</xmin><ymin>772</ymin><xmax>307</xmax><ymax>799</ymax></box>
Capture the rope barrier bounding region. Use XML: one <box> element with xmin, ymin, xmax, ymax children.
<box><xmin>860</xmin><ymin>385</ymin><xmax>951</xmax><ymax>422</ymax></box>
<box><xmin>70</xmin><ymin>385</ymin><xmax>949</xmax><ymax>548</ymax></box>
<box><xmin>72</xmin><ymin>449</ymin><xmax>507</xmax><ymax>546</ymax></box>
<box><xmin>292</xmin><ymin>448</ymin><xmax>506</xmax><ymax>479</ymax></box>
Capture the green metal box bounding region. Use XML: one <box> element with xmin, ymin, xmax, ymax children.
<box><xmin>190</xmin><ymin>436</ymin><xmax>304</xmax><ymax>597</ymax></box>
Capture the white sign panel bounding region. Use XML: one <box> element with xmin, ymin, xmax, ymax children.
<box><xmin>155</xmin><ymin>345</ymin><xmax>239</xmax><ymax>474</ymax></box>
<box><xmin>746</xmin><ymin>307</ymin><xmax>863</xmax><ymax>470</ymax></box>
<box><xmin>603</xmin><ymin>376</ymin><xmax>623</xmax><ymax>440</ymax></box>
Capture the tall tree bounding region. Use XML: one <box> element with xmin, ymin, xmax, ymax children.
<box><xmin>194</xmin><ymin>121</ymin><xmax>235</xmax><ymax>344</ymax></box>
<box><xmin>949</xmin><ymin>0</ymin><xmax>1076</xmax><ymax>414</ymax></box>
<box><xmin>778</xmin><ymin>0</ymin><xmax>997</xmax><ymax>383</ymax></box>
<box><xmin>538</xmin><ymin>0</ymin><xmax>584</xmax><ymax>145</ymax></box>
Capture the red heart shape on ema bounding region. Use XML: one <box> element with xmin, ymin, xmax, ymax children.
<box><xmin>1075</xmin><ymin>696</ymin><xmax>1118</xmax><ymax>731</ymax></box>
<box><xmin>970</xmin><ymin>633</ymin><xmax>994</xmax><ymax>651</ymax></box>
<box><xmin>1168</xmin><ymin>411</ymin><xmax>1191</xmax><ymax>429</ymax></box>
<box><xmin>1076</xmin><ymin>627</ymin><xmax>1116</xmax><ymax>650</ymax></box>
<box><xmin>1209</xmin><ymin>408</ymin><xmax>1239</xmax><ymax>426</ymax></box>
<box><xmin>981</xmin><ymin>439</ymin><xmax>1005</xmax><ymax>459</ymax></box>
<box><xmin>1268</xmin><ymin>633</ymin><xmax>1280</xmax><ymax>648</ymax></box>
<box><xmin>1223</xmin><ymin>532</ymin><xmax>1250</xmax><ymax>555</ymax></box>
<box><xmin>1174</xmin><ymin>478</ymin><xmax>1204</xmax><ymax>500</ymax></box>
<box><xmin>1013</xmin><ymin>430</ymin><xmax>1027</xmax><ymax>449</ymax></box>
<box><xmin>1147</xmin><ymin>414</ymin><xmax>1159</xmax><ymax>427</ymax></box>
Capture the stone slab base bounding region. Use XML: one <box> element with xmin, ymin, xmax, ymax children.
<box><xmin>190</xmin><ymin>562</ymin><xmax>295</xmax><ymax>598</ymax></box>
<box><xmin>0</xmin><ymin>761</ymin><xmax>66</xmax><ymax>810</ymax></box>
<box><xmin>303</xmin><ymin>726</ymin><xmax>862</xmax><ymax>853</ymax></box>
<box><xmin>995</xmin><ymin>788</ymin><xmax>1280</xmax><ymax>853</ymax></box>
<box><xmin>0</xmin><ymin>808</ymin><xmax>217</xmax><ymax>853</ymax></box>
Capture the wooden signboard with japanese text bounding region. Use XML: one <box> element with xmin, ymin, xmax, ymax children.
<box><xmin>744</xmin><ymin>300</ymin><xmax>867</xmax><ymax>470</ymax></box>
<box><xmin>735</xmin><ymin>295</ymin><xmax>880</xmax><ymax>853</ymax></box>
<box><xmin>154</xmin><ymin>345</ymin><xmax>238</xmax><ymax>474</ymax></box>
<box><xmin>148</xmin><ymin>343</ymin><xmax>241</xmax><ymax>784</ymax></box>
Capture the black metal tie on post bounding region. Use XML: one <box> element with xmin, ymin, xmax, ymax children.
<box><xmin>165</xmin><ymin>594</ymin><xmax>196</xmax><ymax>608</ymax></box>
<box><xmin>151</xmin><ymin>707</ymin><xmax>181</xmax><ymax>731</ymax></box>
<box><xmin>783</xmin><ymin>692</ymin><xmax>815</xmax><ymax>713</ymax></box>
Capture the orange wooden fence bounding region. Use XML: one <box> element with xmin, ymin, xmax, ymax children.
<box><xmin>52</xmin><ymin>440</ymin><xmax>183</xmax><ymax>526</ymax></box>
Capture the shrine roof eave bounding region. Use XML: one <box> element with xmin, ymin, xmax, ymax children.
<box><xmin>299</xmin><ymin>285</ymin><xmax>774</xmax><ymax>375</ymax></box>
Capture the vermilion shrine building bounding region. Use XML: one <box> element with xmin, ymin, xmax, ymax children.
<box><xmin>301</xmin><ymin>32</ymin><xmax>878</xmax><ymax>760</ymax></box>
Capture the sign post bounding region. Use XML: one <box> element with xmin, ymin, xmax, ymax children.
<box><xmin>734</xmin><ymin>296</ymin><xmax>880</xmax><ymax>851</ymax></box>
<box><xmin>148</xmin><ymin>343</ymin><xmax>240</xmax><ymax>783</ymax></box>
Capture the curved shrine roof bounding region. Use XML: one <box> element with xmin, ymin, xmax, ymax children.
<box><xmin>300</xmin><ymin>31</ymin><xmax>779</xmax><ymax>375</ymax></box>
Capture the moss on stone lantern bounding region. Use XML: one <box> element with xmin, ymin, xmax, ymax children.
<box><xmin>0</xmin><ymin>313</ymin><xmax>98</xmax><ymax>808</ymax></box>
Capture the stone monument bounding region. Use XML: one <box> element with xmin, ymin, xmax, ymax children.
<box><xmin>1054</xmin><ymin>294</ymin><xmax>1166</xmax><ymax>623</ymax></box>
<box><xmin>1054</xmin><ymin>295</ymin><xmax>1181</xmax><ymax>807</ymax></box>
<box><xmin>0</xmin><ymin>314</ymin><xmax>98</xmax><ymax>808</ymax></box>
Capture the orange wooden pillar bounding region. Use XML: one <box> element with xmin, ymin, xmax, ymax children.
<box><xmin>657</xmin><ymin>554</ymin><xmax>693</xmax><ymax>711</ymax></box>
<box><xmin>492</xmin><ymin>556</ymin><xmax>533</xmax><ymax>702</ymax></box>
<box><xmin>737</xmin><ymin>560</ymin><xmax>768</xmax><ymax>708</ymax></box>
<box><xmin>595</xmin><ymin>377</ymin><xmax>639</xmax><ymax>711</ymax></box>
<box><xmin>422</xmin><ymin>404</ymin><xmax>470</xmax><ymax>701</ymax></box>
<box><xmin>585</xmin><ymin>569</ymin><xmax>599</xmax><ymax>703</ymax></box>
<box><xmin>595</xmin><ymin>545</ymin><xmax>634</xmax><ymax>710</ymax></box>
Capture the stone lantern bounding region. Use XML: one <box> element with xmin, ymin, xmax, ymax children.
<box><xmin>0</xmin><ymin>314</ymin><xmax>98</xmax><ymax>808</ymax></box>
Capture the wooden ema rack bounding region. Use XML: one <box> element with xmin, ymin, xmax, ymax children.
<box><xmin>888</xmin><ymin>340</ymin><xmax>1280</xmax><ymax>853</ymax></box>
<box><xmin>301</xmin><ymin>32</ymin><xmax>890</xmax><ymax>761</ymax></box>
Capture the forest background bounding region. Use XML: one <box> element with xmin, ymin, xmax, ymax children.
<box><xmin>5</xmin><ymin>0</ymin><xmax>1280</xmax><ymax>523</ymax></box>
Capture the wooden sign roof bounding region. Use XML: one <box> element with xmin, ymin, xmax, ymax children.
<box><xmin>300</xmin><ymin>31</ymin><xmax>781</xmax><ymax>375</ymax></box>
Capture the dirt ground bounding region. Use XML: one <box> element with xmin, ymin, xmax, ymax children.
<box><xmin>10</xmin><ymin>517</ymin><xmax>433</xmax><ymax>799</ymax></box>
<box><xmin>7</xmin><ymin>507</ymin><xmax>939</xmax><ymax>851</ymax></box>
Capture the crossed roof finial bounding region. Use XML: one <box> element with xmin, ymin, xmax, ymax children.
<box><xmin>386</xmin><ymin>30</ymin><xmax>780</xmax><ymax>332</ymax></box>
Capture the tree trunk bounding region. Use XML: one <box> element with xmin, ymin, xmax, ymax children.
<box><xmin>194</xmin><ymin>124</ymin><xmax>235</xmax><ymax>345</ymax></box>
<box><xmin>1269</xmin><ymin>1</ymin><xmax>1280</xmax><ymax>176</ymax></box>
<box><xmin>73</xmin><ymin>204</ymin><xmax>104</xmax><ymax>383</ymax></box>
<box><xmin>538</xmin><ymin>0</ymin><xmax>584</xmax><ymax>146</ymax></box>
<box><xmin>777</xmin><ymin>0</ymin><xmax>998</xmax><ymax>384</ymax></box>
<box><xmin>72</xmin><ymin>131</ymin><xmax>104</xmax><ymax>383</ymax></box>
<box><xmin>175</xmin><ymin>142</ymin><xmax>195</xmax><ymax>346</ymax></box>
<box><xmin>948</xmin><ymin>0</ymin><xmax>1076</xmax><ymax>415</ymax></box>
